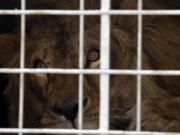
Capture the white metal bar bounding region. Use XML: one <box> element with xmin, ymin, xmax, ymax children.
<box><xmin>78</xmin><ymin>0</ymin><xmax>85</xmax><ymax>131</ymax></box>
<box><xmin>136</xmin><ymin>0</ymin><xmax>143</xmax><ymax>131</ymax></box>
<box><xmin>1</xmin><ymin>10</ymin><xmax>180</xmax><ymax>15</ymax></box>
<box><xmin>1</xmin><ymin>68</ymin><xmax>180</xmax><ymax>75</ymax></box>
<box><xmin>99</xmin><ymin>0</ymin><xmax>110</xmax><ymax>131</ymax></box>
<box><xmin>18</xmin><ymin>1</ymin><xmax>26</xmax><ymax>135</ymax></box>
<box><xmin>0</xmin><ymin>128</ymin><xmax>179</xmax><ymax>135</ymax></box>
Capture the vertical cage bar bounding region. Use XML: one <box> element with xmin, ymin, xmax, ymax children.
<box><xmin>18</xmin><ymin>0</ymin><xmax>26</xmax><ymax>135</ymax></box>
<box><xmin>78</xmin><ymin>0</ymin><xmax>85</xmax><ymax>131</ymax></box>
<box><xmin>99</xmin><ymin>0</ymin><xmax>110</xmax><ymax>131</ymax></box>
<box><xmin>136</xmin><ymin>0</ymin><xmax>143</xmax><ymax>131</ymax></box>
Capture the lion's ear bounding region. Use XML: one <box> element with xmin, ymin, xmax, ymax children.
<box><xmin>111</xmin><ymin>0</ymin><xmax>137</xmax><ymax>32</ymax></box>
<box><xmin>0</xmin><ymin>34</ymin><xmax>20</xmax><ymax>68</ymax></box>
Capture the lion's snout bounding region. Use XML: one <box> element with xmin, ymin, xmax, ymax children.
<box><xmin>52</xmin><ymin>99</ymin><xmax>78</xmax><ymax>122</ymax></box>
<box><xmin>51</xmin><ymin>97</ymin><xmax>89</xmax><ymax>127</ymax></box>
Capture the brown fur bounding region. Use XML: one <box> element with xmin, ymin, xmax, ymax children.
<box><xmin>0</xmin><ymin>0</ymin><xmax>180</xmax><ymax>134</ymax></box>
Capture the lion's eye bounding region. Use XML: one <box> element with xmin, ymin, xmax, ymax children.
<box><xmin>87</xmin><ymin>48</ymin><xmax>100</xmax><ymax>62</ymax></box>
<box><xmin>33</xmin><ymin>60</ymin><xmax>47</xmax><ymax>68</ymax></box>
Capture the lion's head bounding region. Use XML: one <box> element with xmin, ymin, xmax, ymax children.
<box><xmin>2</xmin><ymin>14</ymin><xmax>137</xmax><ymax>129</ymax></box>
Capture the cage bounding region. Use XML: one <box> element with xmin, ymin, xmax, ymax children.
<box><xmin>0</xmin><ymin>0</ymin><xmax>180</xmax><ymax>135</ymax></box>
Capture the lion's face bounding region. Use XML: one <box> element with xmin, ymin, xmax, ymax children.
<box><xmin>21</xmin><ymin>16</ymin><xmax>137</xmax><ymax>129</ymax></box>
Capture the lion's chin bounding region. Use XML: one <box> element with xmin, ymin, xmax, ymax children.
<box><xmin>40</xmin><ymin>112</ymin><xmax>99</xmax><ymax>129</ymax></box>
<box><xmin>40</xmin><ymin>115</ymin><xmax>72</xmax><ymax>128</ymax></box>
<box><xmin>41</xmin><ymin>120</ymin><xmax>98</xmax><ymax>130</ymax></box>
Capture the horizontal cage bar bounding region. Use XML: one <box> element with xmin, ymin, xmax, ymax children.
<box><xmin>0</xmin><ymin>128</ymin><xmax>179</xmax><ymax>135</ymax></box>
<box><xmin>0</xmin><ymin>10</ymin><xmax>180</xmax><ymax>15</ymax></box>
<box><xmin>0</xmin><ymin>68</ymin><xmax>180</xmax><ymax>75</ymax></box>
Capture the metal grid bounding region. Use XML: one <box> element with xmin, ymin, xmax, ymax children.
<box><xmin>0</xmin><ymin>0</ymin><xmax>180</xmax><ymax>135</ymax></box>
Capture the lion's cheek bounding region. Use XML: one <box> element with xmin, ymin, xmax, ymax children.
<box><xmin>32</xmin><ymin>73</ymin><xmax>48</xmax><ymax>87</ymax></box>
<box><xmin>28</xmin><ymin>74</ymin><xmax>48</xmax><ymax>97</ymax></box>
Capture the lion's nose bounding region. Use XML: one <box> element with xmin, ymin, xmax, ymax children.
<box><xmin>52</xmin><ymin>98</ymin><xmax>88</xmax><ymax>122</ymax></box>
<box><xmin>53</xmin><ymin>99</ymin><xmax>78</xmax><ymax>121</ymax></box>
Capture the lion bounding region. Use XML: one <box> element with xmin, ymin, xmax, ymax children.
<box><xmin>0</xmin><ymin>0</ymin><xmax>180</xmax><ymax>134</ymax></box>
